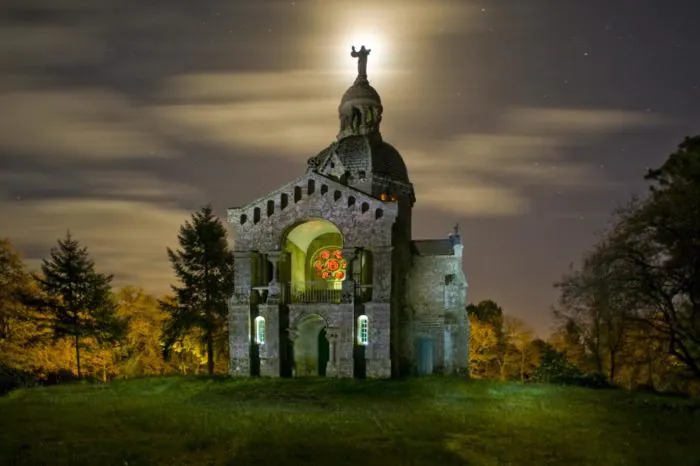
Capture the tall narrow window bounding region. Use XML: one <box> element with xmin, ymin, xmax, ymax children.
<box><xmin>357</xmin><ymin>315</ymin><xmax>369</xmax><ymax>346</ymax></box>
<box><xmin>254</xmin><ymin>316</ymin><xmax>266</xmax><ymax>345</ymax></box>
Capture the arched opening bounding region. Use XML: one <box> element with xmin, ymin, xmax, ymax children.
<box><xmin>282</xmin><ymin>219</ymin><xmax>346</xmax><ymax>302</ymax></box>
<box><xmin>254</xmin><ymin>316</ymin><xmax>266</xmax><ymax>345</ymax></box>
<box><xmin>357</xmin><ymin>315</ymin><xmax>369</xmax><ymax>345</ymax></box>
<box><xmin>293</xmin><ymin>314</ymin><xmax>329</xmax><ymax>377</ymax></box>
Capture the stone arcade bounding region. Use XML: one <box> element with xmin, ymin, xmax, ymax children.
<box><xmin>227</xmin><ymin>46</ymin><xmax>469</xmax><ymax>378</ymax></box>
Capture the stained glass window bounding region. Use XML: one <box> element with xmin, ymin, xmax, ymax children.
<box><xmin>311</xmin><ymin>248</ymin><xmax>347</xmax><ymax>282</ymax></box>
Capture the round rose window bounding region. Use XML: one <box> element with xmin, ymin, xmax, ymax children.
<box><xmin>312</xmin><ymin>248</ymin><xmax>347</xmax><ymax>281</ymax></box>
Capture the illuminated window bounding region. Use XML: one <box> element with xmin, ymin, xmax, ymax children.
<box><xmin>311</xmin><ymin>248</ymin><xmax>347</xmax><ymax>282</ymax></box>
<box><xmin>357</xmin><ymin>315</ymin><xmax>369</xmax><ymax>345</ymax></box>
<box><xmin>254</xmin><ymin>316</ymin><xmax>266</xmax><ymax>345</ymax></box>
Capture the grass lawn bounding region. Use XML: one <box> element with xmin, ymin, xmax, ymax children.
<box><xmin>1</xmin><ymin>376</ymin><xmax>699</xmax><ymax>466</ymax></box>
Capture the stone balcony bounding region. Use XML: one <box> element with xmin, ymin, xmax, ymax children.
<box><xmin>233</xmin><ymin>280</ymin><xmax>373</xmax><ymax>306</ymax></box>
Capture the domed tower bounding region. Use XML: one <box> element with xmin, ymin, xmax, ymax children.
<box><xmin>307</xmin><ymin>45</ymin><xmax>416</xmax><ymax>227</ymax></box>
<box><xmin>307</xmin><ymin>46</ymin><xmax>416</xmax><ymax>376</ymax></box>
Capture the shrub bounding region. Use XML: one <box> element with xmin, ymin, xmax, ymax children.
<box><xmin>0</xmin><ymin>364</ymin><xmax>39</xmax><ymax>395</ymax></box>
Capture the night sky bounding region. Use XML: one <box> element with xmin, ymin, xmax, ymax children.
<box><xmin>1</xmin><ymin>0</ymin><xmax>698</xmax><ymax>335</ymax></box>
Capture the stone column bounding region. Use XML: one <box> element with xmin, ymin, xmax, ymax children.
<box><xmin>230</xmin><ymin>251</ymin><xmax>253</xmax><ymax>377</ymax></box>
<box><xmin>258</xmin><ymin>304</ymin><xmax>281</xmax><ymax>377</ymax></box>
<box><xmin>266</xmin><ymin>250</ymin><xmax>283</xmax><ymax>304</ymax></box>
<box><xmin>364</xmin><ymin>246</ymin><xmax>392</xmax><ymax>378</ymax></box>
<box><xmin>325</xmin><ymin>326</ymin><xmax>340</xmax><ymax>377</ymax></box>
<box><xmin>341</xmin><ymin>248</ymin><xmax>356</xmax><ymax>303</ymax></box>
<box><xmin>287</xmin><ymin>328</ymin><xmax>300</xmax><ymax>377</ymax></box>
<box><xmin>369</xmin><ymin>246</ymin><xmax>393</xmax><ymax>303</ymax></box>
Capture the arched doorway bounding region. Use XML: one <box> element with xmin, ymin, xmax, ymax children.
<box><xmin>293</xmin><ymin>314</ymin><xmax>329</xmax><ymax>376</ymax></box>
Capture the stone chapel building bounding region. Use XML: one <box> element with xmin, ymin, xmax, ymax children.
<box><xmin>227</xmin><ymin>46</ymin><xmax>469</xmax><ymax>378</ymax></box>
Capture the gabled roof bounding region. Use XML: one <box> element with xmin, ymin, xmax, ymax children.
<box><xmin>411</xmin><ymin>239</ymin><xmax>454</xmax><ymax>256</ymax></box>
<box><xmin>226</xmin><ymin>170</ymin><xmax>398</xmax><ymax>225</ymax></box>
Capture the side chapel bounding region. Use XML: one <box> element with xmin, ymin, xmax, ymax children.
<box><xmin>227</xmin><ymin>46</ymin><xmax>469</xmax><ymax>378</ymax></box>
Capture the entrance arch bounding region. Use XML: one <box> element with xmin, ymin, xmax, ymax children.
<box><xmin>281</xmin><ymin>219</ymin><xmax>347</xmax><ymax>300</ymax></box>
<box><xmin>293</xmin><ymin>313</ymin><xmax>329</xmax><ymax>376</ymax></box>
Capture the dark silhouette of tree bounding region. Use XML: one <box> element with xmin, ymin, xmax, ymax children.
<box><xmin>162</xmin><ymin>205</ymin><xmax>234</xmax><ymax>375</ymax></box>
<box><xmin>466</xmin><ymin>300</ymin><xmax>503</xmax><ymax>327</ymax></box>
<box><xmin>29</xmin><ymin>232</ymin><xmax>122</xmax><ymax>378</ymax></box>
<box><xmin>554</xmin><ymin>237</ymin><xmax>633</xmax><ymax>382</ymax></box>
<box><xmin>556</xmin><ymin>134</ymin><xmax>700</xmax><ymax>387</ymax></box>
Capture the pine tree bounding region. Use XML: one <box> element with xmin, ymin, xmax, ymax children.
<box><xmin>163</xmin><ymin>205</ymin><xmax>234</xmax><ymax>375</ymax></box>
<box><xmin>31</xmin><ymin>232</ymin><xmax>122</xmax><ymax>378</ymax></box>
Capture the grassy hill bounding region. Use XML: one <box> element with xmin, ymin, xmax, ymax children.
<box><xmin>1</xmin><ymin>376</ymin><xmax>699</xmax><ymax>465</ymax></box>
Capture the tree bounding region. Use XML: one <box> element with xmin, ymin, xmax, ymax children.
<box><xmin>554</xmin><ymin>237</ymin><xmax>632</xmax><ymax>382</ymax></box>
<box><xmin>468</xmin><ymin>313</ymin><xmax>499</xmax><ymax>379</ymax></box>
<box><xmin>115</xmin><ymin>287</ymin><xmax>168</xmax><ymax>377</ymax></box>
<box><xmin>0</xmin><ymin>239</ymin><xmax>47</xmax><ymax>376</ymax></box>
<box><xmin>0</xmin><ymin>238</ymin><xmax>33</xmax><ymax>343</ymax></box>
<box><xmin>29</xmin><ymin>233</ymin><xmax>123</xmax><ymax>378</ymax></box>
<box><xmin>466</xmin><ymin>300</ymin><xmax>504</xmax><ymax>328</ymax></box>
<box><xmin>163</xmin><ymin>205</ymin><xmax>234</xmax><ymax>375</ymax></box>
<box><xmin>605</xmin><ymin>136</ymin><xmax>700</xmax><ymax>379</ymax></box>
<box><xmin>504</xmin><ymin>316</ymin><xmax>534</xmax><ymax>383</ymax></box>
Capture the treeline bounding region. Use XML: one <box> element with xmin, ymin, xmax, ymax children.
<box><xmin>0</xmin><ymin>206</ymin><xmax>233</xmax><ymax>393</ymax></box>
<box><xmin>468</xmin><ymin>135</ymin><xmax>700</xmax><ymax>396</ymax></box>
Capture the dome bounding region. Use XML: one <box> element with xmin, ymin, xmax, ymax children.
<box><xmin>340</xmin><ymin>80</ymin><xmax>382</xmax><ymax>108</ymax></box>
<box><xmin>336</xmin><ymin>46</ymin><xmax>384</xmax><ymax>140</ymax></box>
<box><xmin>308</xmin><ymin>134</ymin><xmax>409</xmax><ymax>183</ymax></box>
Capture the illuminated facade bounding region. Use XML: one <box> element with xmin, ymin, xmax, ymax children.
<box><xmin>227</xmin><ymin>46</ymin><xmax>469</xmax><ymax>378</ymax></box>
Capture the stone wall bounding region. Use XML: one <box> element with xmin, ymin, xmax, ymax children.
<box><xmin>227</xmin><ymin>171</ymin><xmax>398</xmax><ymax>378</ymax></box>
<box><xmin>228</xmin><ymin>171</ymin><xmax>397</xmax><ymax>252</ymax></box>
<box><xmin>405</xmin><ymin>252</ymin><xmax>469</xmax><ymax>374</ymax></box>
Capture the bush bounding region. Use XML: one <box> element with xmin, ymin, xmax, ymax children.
<box><xmin>0</xmin><ymin>364</ymin><xmax>40</xmax><ymax>395</ymax></box>
<box><xmin>532</xmin><ymin>346</ymin><xmax>611</xmax><ymax>389</ymax></box>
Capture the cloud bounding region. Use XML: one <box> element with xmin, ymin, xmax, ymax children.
<box><xmin>153</xmin><ymin>71</ymin><xmax>340</xmax><ymax>157</ymax></box>
<box><xmin>1</xmin><ymin>198</ymin><xmax>192</xmax><ymax>295</ymax></box>
<box><xmin>160</xmin><ymin>71</ymin><xmax>339</xmax><ymax>102</ymax></box>
<box><xmin>153</xmin><ymin>68</ymin><xmax>666</xmax><ymax>217</ymax></box>
<box><xmin>0</xmin><ymin>25</ymin><xmax>104</xmax><ymax>67</ymax></box>
<box><xmin>504</xmin><ymin>107</ymin><xmax>664</xmax><ymax>135</ymax></box>
<box><xmin>0</xmin><ymin>169</ymin><xmax>202</xmax><ymax>204</ymax></box>
<box><xmin>0</xmin><ymin>89</ymin><xmax>175</xmax><ymax>161</ymax></box>
<box><xmin>404</xmin><ymin>107</ymin><xmax>665</xmax><ymax>216</ymax></box>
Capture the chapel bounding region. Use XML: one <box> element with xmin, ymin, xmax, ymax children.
<box><xmin>227</xmin><ymin>46</ymin><xmax>469</xmax><ymax>378</ymax></box>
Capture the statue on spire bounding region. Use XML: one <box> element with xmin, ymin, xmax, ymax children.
<box><xmin>351</xmin><ymin>45</ymin><xmax>371</xmax><ymax>78</ymax></box>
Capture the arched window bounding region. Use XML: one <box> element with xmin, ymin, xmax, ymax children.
<box><xmin>357</xmin><ymin>315</ymin><xmax>369</xmax><ymax>346</ymax></box>
<box><xmin>254</xmin><ymin>316</ymin><xmax>266</xmax><ymax>345</ymax></box>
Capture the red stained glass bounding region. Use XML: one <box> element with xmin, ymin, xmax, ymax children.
<box><xmin>312</xmin><ymin>248</ymin><xmax>347</xmax><ymax>281</ymax></box>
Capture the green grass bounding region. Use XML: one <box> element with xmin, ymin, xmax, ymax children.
<box><xmin>1</xmin><ymin>377</ymin><xmax>699</xmax><ymax>466</ymax></box>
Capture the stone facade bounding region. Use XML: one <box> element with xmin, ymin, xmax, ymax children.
<box><xmin>226</xmin><ymin>47</ymin><xmax>469</xmax><ymax>378</ymax></box>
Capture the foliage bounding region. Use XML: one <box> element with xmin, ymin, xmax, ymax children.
<box><xmin>26</xmin><ymin>233</ymin><xmax>124</xmax><ymax>378</ymax></box>
<box><xmin>466</xmin><ymin>299</ymin><xmax>503</xmax><ymax>326</ymax></box>
<box><xmin>554</xmin><ymin>237</ymin><xmax>633</xmax><ymax>382</ymax></box>
<box><xmin>115</xmin><ymin>286</ymin><xmax>169</xmax><ymax>377</ymax></box>
<box><xmin>1</xmin><ymin>377</ymin><xmax>698</xmax><ymax>465</ymax></box>
<box><xmin>162</xmin><ymin>205</ymin><xmax>235</xmax><ymax>375</ymax></box>
<box><xmin>467</xmin><ymin>300</ymin><xmax>536</xmax><ymax>382</ymax></box>
<box><xmin>468</xmin><ymin>313</ymin><xmax>498</xmax><ymax>378</ymax></box>
<box><xmin>550</xmin><ymin>134</ymin><xmax>700</xmax><ymax>391</ymax></box>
